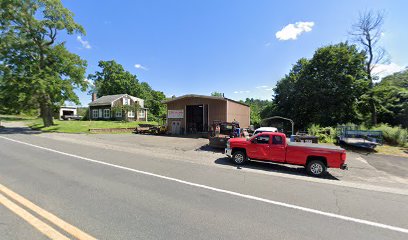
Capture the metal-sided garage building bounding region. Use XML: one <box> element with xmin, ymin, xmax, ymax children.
<box><xmin>163</xmin><ymin>94</ymin><xmax>250</xmax><ymax>135</ymax></box>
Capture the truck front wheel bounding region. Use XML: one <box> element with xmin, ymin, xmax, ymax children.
<box><xmin>306</xmin><ymin>160</ymin><xmax>327</xmax><ymax>177</ymax></box>
<box><xmin>232</xmin><ymin>151</ymin><xmax>247</xmax><ymax>165</ymax></box>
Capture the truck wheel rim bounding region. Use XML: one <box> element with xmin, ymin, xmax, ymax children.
<box><xmin>310</xmin><ymin>163</ymin><xmax>323</xmax><ymax>175</ymax></box>
<box><xmin>235</xmin><ymin>154</ymin><xmax>244</xmax><ymax>163</ymax></box>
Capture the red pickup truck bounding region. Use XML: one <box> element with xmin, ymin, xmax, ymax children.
<box><xmin>225</xmin><ymin>132</ymin><xmax>347</xmax><ymax>177</ymax></box>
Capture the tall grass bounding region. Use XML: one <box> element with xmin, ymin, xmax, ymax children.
<box><xmin>372</xmin><ymin>124</ymin><xmax>407</xmax><ymax>147</ymax></box>
<box><xmin>307</xmin><ymin>124</ymin><xmax>336</xmax><ymax>143</ymax></box>
<box><xmin>307</xmin><ymin>123</ymin><xmax>407</xmax><ymax>146</ymax></box>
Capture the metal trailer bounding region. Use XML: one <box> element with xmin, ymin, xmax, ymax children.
<box><xmin>336</xmin><ymin>126</ymin><xmax>382</xmax><ymax>149</ymax></box>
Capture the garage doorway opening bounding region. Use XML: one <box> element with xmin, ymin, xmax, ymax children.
<box><xmin>62</xmin><ymin>110</ymin><xmax>74</xmax><ymax>117</ymax></box>
<box><xmin>186</xmin><ymin>104</ymin><xmax>208</xmax><ymax>133</ymax></box>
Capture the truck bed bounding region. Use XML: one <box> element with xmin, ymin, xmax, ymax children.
<box><xmin>288</xmin><ymin>142</ymin><xmax>344</xmax><ymax>151</ymax></box>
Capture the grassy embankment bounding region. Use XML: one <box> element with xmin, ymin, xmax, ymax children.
<box><xmin>0</xmin><ymin>115</ymin><xmax>156</xmax><ymax>133</ymax></box>
<box><xmin>28</xmin><ymin>119</ymin><xmax>157</xmax><ymax>133</ymax></box>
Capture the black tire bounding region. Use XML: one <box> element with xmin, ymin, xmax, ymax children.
<box><xmin>232</xmin><ymin>151</ymin><xmax>247</xmax><ymax>165</ymax></box>
<box><xmin>306</xmin><ymin>160</ymin><xmax>327</xmax><ymax>177</ymax></box>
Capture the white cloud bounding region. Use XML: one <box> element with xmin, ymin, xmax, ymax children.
<box><xmin>233</xmin><ymin>90</ymin><xmax>250</xmax><ymax>94</ymax></box>
<box><xmin>256</xmin><ymin>85</ymin><xmax>269</xmax><ymax>89</ymax></box>
<box><xmin>134</xmin><ymin>64</ymin><xmax>148</xmax><ymax>71</ymax></box>
<box><xmin>84</xmin><ymin>78</ymin><xmax>93</xmax><ymax>85</ymax></box>
<box><xmin>372</xmin><ymin>63</ymin><xmax>405</xmax><ymax>80</ymax></box>
<box><xmin>264</xmin><ymin>42</ymin><xmax>271</xmax><ymax>47</ymax></box>
<box><xmin>265</xmin><ymin>88</ymin><xmax>274</xmax><ymax>91</ymax></box>
<box><xmin>76</xmin><ymin>36</ymin><xmax>91</xmax><ymax>49</ymax></box>
<box><xmin>275</xmin><ymin>21</ymin><xmax>315</xmax><ymax>41</ymax></box>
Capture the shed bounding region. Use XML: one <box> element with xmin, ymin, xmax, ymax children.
<box><xmin>58</xmin><ymin>106</ymin><xmax>77</xmax><ymax>119</ymax></box>
<box><xmin>163</xmin><ymin>94</ymin><xmax>250</xmax><ymax>134</ymax></box>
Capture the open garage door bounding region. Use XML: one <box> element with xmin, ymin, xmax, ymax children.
<box><xmin>186</xmin><ymin>104</ymin><xmax>208</xmax><ymax>133</ymax></box>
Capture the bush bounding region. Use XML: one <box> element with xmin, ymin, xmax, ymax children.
<box><xmin>81</xmin><ymin>108</ymin><xmax>90</xmax><ymax>120</ymax></box>
<box><xmin>372</xmin><ymin>124</ymin><xmax>408</xmax><ymax>146</ymax></box>
<box><xmin>307</xmin><ymin>124</ymin><xmax>336</xmax><ymax>143</ymax></box>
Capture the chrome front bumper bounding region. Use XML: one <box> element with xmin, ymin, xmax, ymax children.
<box><xmin>225</xmin><ymin>148</ymin><xmax>232</xmax><ymax>157</ymax></box>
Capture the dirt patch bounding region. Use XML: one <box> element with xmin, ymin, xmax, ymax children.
<box><xmin>89</xmin><ymin>128</ymin><xmax>135</xmax><ymax>133</ymax></box>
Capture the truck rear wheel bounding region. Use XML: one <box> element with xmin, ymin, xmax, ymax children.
<box><xmin>306</xmin><ymin>160</ymin><xmax>327</xmax><ymax>177</ymax></box>
<box><xmin>232</xmin><ymin>151</ymin><xmax>247</xmax><ymax>165</ymax></box>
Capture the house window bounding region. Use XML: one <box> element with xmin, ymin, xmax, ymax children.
<box><xmin>123</xmin><ymin>98</ymin><xmax>130</xmax><ymax>105</ymax></box>
<box><xmin>92</xmin><ymin>109</ymin><xmax>98</xmax><ymax>118</ymax></box>
<box><xmin>128</xmin><ymin>110</ymin><xmax>135</xmax><ymax>118</ymax></box>
<box><xmin>116</xmin><ymin>110</ymin><xmax>122</xmax><ymax>118</ymax></box>
<box><xmin>138</xmin><ymin>110</ymin><xmax>145</xmax><ymax>118</ymax></box>
<box><xmin>103</xmin><ymin>109</ymin><xmax>110</xmax><ymax>118</ymax></box>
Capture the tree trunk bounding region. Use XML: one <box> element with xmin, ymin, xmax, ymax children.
<box><xmin>369</xmin><ymin>95</ymin><xmax>377</xmax><ymax>126</ymax></box>
<box><xmin>40</xmin><ymin>95</ymin><xmax>54</xmax><ymax>127</ymax></box>
<box><xmin>367</xmin><ymin>74</ymin><xmax>377</xmax><ymax>126</ymax></box>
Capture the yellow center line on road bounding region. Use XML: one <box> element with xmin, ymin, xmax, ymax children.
<box><xmin>0</xmin><ymin>193</ymin><xmax>70</xmax><ymax>240</ymax></box>
<box><xmin>0</xmin><ymin>183</ymin><xmax>97</xmax><ymax>240</ymax></box>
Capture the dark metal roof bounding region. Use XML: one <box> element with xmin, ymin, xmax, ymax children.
<box><xmin>89</xmin><ymin>94</ymin><xmax>127</xmax><ymax>106</ymax></box>
<box><xmin>162</xmin><ymin>94</ymin><xmax>249</xmax><ymax>107</ymax></box>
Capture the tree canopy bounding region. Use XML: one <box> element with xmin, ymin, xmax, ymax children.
<box><xmin>89</xmin><ymin>60</ymin><xmax>166</xmax><ymax>119</ymax></box>
<box><xmin>270</xmin><ymin>43</ymin><xmax>368</xmax><ymax>129</ymax></box>
<box><xmin>374</xmin><ymin>69</ymin><xmax>408</xmax><ymax>128</ymax></box>
<box><xmin>211</xmin><ymin>91</ymin><xmax>224</xmax><ymax>97</ymax></box>
<box><xmin>241</xmin><ymin>98</ymin><xmax>271</xmax><ymax>127</ymax></box>
<box><xmin>0</xmin><ymin>0</ymin><xmax>87</xmax><ymax>126</ymax></box>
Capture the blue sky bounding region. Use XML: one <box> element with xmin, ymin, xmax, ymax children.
<box><xmin>60</xmin><ymin>0</ymin><xmax>408</xmax><ymax>106</ymax></box>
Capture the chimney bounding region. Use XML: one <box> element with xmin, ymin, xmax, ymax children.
<box><xmin>92</xmin><ymin>92</ymin><xmax>97</xmax><ymax>102</ymax></box>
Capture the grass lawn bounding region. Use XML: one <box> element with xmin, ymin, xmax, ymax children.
<box><xmin>29</xmin><ymin>119</ymin><xmax>157</xmax><ymax>133</ymax></box>
<box><xmin>374</xmin><ymin>144</ymin><xmax>408</xmax><ymax>157</ymax></box>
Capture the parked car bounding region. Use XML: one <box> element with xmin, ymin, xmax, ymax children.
<box><xmin>62</xmin><ymin>115</ymin><xmax>82</xmax><ymax>120</ymax></box>
<box><xmin>225</xmin><ymin>132</ymin><xmax>347</xmax><ymax>177</ymax></box>
<box><xmin>253</xmin><ymin>127</ymin><xmax>278</xmax><ymax>136</ymax></box>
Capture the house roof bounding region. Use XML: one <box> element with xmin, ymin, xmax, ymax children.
<box><xmin>89</xmin><ymin>94</ymin><xmax>128</xmax><ymax>106</ymax></box>
<box><xmin>162</xmin><ymin>94</ymin><xmax>250</xmax><ymax>107</ymax></box>
<box><xmin>60</xmin><ymin>106</ymin><xmax>77</xmax><ymax>109</ymax></box>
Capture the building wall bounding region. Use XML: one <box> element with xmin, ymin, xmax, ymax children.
<box><xmin>165</xmin><ymin>97</ymin><xmax>227</xmax><ymax>133</ymax></box>
<box><xmin>89</xmin><ymin>96</ymin><xmax>148</xmax><ymax>121</ymax></box>
<box><xmin>89</xmin><ymin>105</ymin><xmax>112</xmax><ymax>120</ymax></box>
<box><xmin>227</xmin><ymin>100</ymin><xmax>250</xmax><ymax>128</ymax></box>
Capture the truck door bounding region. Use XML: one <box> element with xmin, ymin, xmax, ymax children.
<box><xmin>268</xmin><ymin>135</ymin><xmax>286</xmax><ymax>162</ymax></box>
<box><xmin>247</xmin><ymin>134</ymin><xmax>270</xmax><ymax>160</ymax></box>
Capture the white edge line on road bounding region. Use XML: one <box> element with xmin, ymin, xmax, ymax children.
<box><xmin>1</xmin><ymin>136</ymin><xmax>407</xmax><ymax>234</ymax></box>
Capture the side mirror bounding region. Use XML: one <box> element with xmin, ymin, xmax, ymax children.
<box><xmin>251</xmin><ymin>138</ymin><xmax>258</xmax><ymax>144</ymax></box>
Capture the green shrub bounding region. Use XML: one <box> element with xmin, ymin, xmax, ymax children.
<box><xmin>372</xmin><ymin>124</ymin><xmax>408</xmax><ymax>146</ymax></box>
<box><xmin>307</xmin><ymin>124</ymin><xmax>336</xmax><ymax>143</ymax></box>
<box><xmin>307</xmin><ymin>123</ymin><xmax>407</xmax><ymax>146</ymax></box>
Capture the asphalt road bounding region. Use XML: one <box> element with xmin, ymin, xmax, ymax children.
<box><xmin>0</xmin><ymin>131</ymin><xmax>407</xmax><ymax>240</ymax></box>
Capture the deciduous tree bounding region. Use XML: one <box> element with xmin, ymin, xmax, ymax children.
<box><xmin>273</xmin><ymin>43</ymin><xmax>368</xmax><ymax>129</ymax></box>
<box><xmin>0</xmin><ymin>0</ymin><xmax>87</xmax><ymax>126</ymax></box>
<box><xmin>350</xmin><ymin>10</ymin><xmax>387</xmax><ymax>125</ymax></box>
